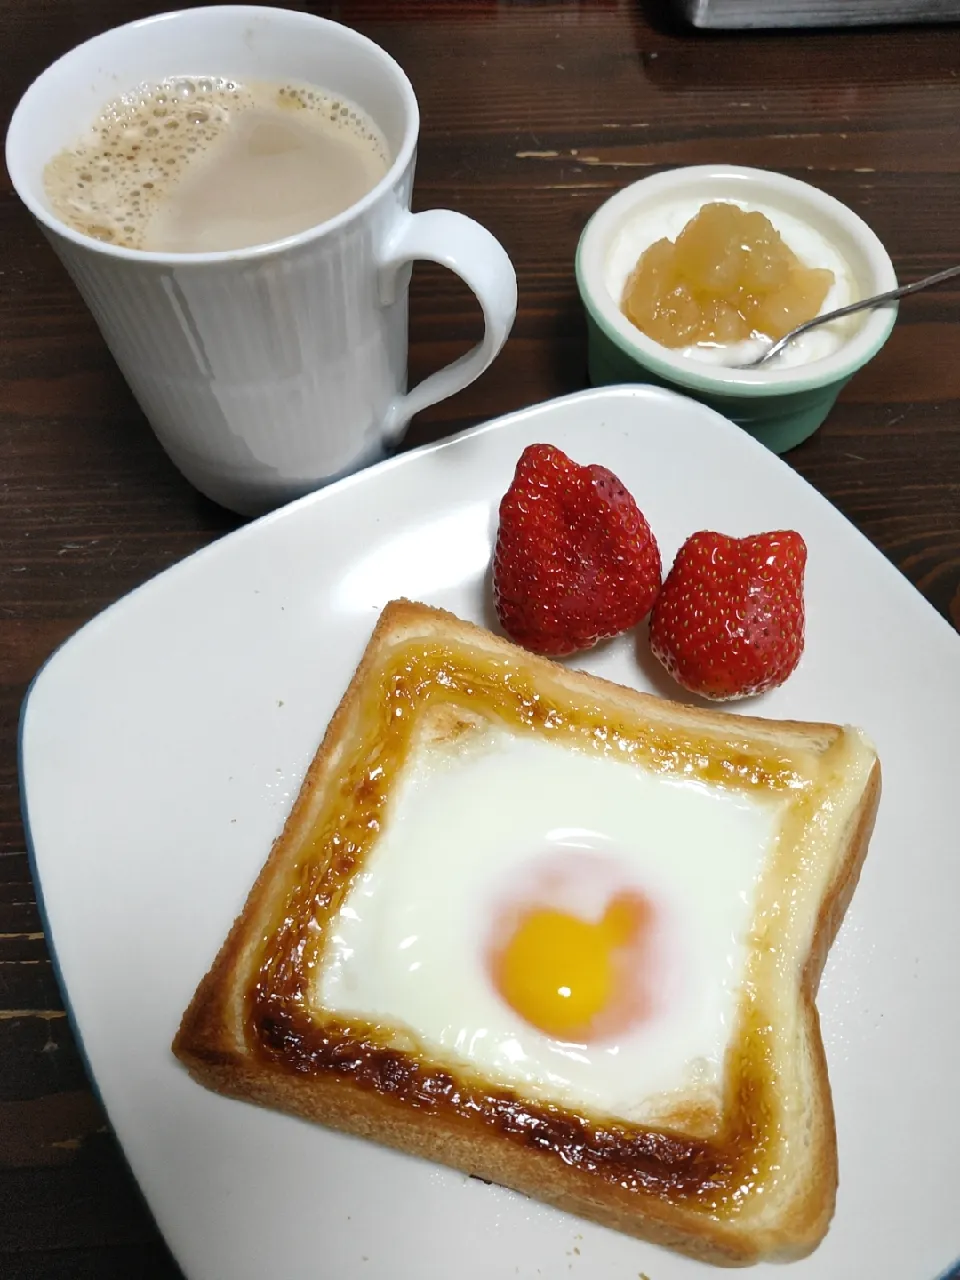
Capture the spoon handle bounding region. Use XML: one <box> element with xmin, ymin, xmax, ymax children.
<box><xmin>757</xmin><ymin>263</ymin><xmax>960</xmax><ymax>364</ymax></box>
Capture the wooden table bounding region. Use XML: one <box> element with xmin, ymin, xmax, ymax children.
<box><xmin>1</xmin><ymin>2</ymin><xmax>958</xmax><ymax>1275</ymax></box>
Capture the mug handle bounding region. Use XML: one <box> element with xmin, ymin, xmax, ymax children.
<box><xmin>377</xmin><ymin>209</ymin><xmax>518</xmax><ymax>442</ymax></box>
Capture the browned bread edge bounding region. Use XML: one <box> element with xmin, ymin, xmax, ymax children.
<box><xmin>174</xmin><ymin>599</ymin><xmax>880</xmax><ymax>1267</ymax></box>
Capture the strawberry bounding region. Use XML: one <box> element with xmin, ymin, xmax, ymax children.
<box><xmin>493</xmin><ymin>443</ymin><xmax>661</xmax><ymax>656</ymax></box>
<box><xmin>649</xmin><ymin>530</ymin><xmax>806</xmax><ymax>700</ymax></box>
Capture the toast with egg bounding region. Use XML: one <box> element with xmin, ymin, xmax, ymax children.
<box><xmin>174</xmin><ymin>599</ymin><xmax>880</xmax><ymax>1267</ymax></box>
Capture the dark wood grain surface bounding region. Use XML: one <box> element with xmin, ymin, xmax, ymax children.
<box><xmin>1</xmin><ymin>2</ymin><xmax>958</xmax><ymax>1275</ymax></box>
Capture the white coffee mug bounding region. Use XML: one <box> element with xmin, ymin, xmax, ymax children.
<box><xmin>5</xmin><ymin>6</ymin><xmax>518</xmax><ymax>515</ymax></box>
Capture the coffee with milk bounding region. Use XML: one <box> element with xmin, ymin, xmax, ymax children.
<box><xmin>44</xmin><ymin>77</ymin><xmax>390</xmax><ymax>253</ymax></box>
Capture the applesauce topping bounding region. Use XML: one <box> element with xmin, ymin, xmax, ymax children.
<box><xmin>621</xmin><ymin>201</ymin><xmax>835</xmax><ymax>350</ymax></box>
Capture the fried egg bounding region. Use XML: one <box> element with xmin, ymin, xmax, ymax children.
<box><xmin>317</xmin><ymin>722</ymin><xmax>785</xmax><ymax>1124</ymax></box>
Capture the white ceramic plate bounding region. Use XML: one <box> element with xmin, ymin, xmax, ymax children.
<box><xmin>20</xmin><ymin>387</ymin><xmax>960</xmax><ymax>1280</ymax></box>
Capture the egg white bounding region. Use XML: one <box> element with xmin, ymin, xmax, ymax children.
<box><xmin>317</xmin><ymin>724</ymin><xmax>784</xmax><ymax>1124</ymax></box>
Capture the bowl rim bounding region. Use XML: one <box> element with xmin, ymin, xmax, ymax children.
<box><xmin>575</xmin><ymin>164</ymin><xmax>898</xmax><ymax>397</ymax></box>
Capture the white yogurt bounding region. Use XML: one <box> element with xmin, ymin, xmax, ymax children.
<box><xmin>604</xmin><ymin>197</ymin><xmax>859</xmax><ymax>369</ymax></box>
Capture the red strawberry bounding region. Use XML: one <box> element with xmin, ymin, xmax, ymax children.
<box><xmin>493</xmin><ymin>444</ymin><xmax>661</xmax><ymax>656</ymax></box>
<box><xmin>649</xmin><ymin>530</ymin><xmax>806</xmax><ymax>700</ymax></box>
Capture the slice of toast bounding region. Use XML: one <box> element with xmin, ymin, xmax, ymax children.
<box><xmin>174</xmin><ymin>600</ymin><xmax>880</xmax><ymax>1267</ymax></box>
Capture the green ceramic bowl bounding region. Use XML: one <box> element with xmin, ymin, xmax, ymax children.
<box><xmin>575</xmin><ymin>165</ymin><xmax>898</xmax><ymax>454</ymax></box>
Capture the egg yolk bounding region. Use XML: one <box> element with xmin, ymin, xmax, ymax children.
<box><xmin>492</xmin><ymin>893</ymin><xmax>651</xmax><ymax>1040</ymax></box>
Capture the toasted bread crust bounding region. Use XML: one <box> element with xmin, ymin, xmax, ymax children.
<box><xmin>174</xmin><ymin>600</ymin><xmax>880</xmax><ymax>1267</ymax></box>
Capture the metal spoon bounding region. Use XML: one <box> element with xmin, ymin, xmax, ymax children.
<box><xmin>745</xmin><ymin>263</ymin><xmax>960</xmax><ymax>367</ymax></box>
